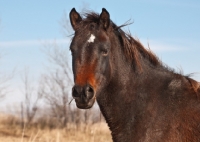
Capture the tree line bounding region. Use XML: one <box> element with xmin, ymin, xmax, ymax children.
<box><xmin>0</xmin><ymin>18</ymin><xmax>103</xmax><ymax>130</ymax></box>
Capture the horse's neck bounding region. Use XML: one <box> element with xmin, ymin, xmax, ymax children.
<box><xmin>97</xmin><ymin>38</ymin><xmax>200</xmax><ymax>141</ymax></box>
<box><xmin>97</xmin><ymin>66</ymin><xmax>151</xmax><ymax>141</ymax></box>
<box><xmin>97</xmin><ymin>46</ymin><xmax>174</xmax><ymax>141</ymax></box>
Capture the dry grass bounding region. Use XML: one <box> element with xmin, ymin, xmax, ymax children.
<box><xmin>0</xmin><ymin>114</ymin><xmax>112</xmax><ymax>142</ymax></box>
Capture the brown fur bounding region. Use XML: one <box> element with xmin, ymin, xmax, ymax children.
<box><xmin>70</xmin><ymin>8</ymin><xmax>200</xmax><ymax>142</ymax></box>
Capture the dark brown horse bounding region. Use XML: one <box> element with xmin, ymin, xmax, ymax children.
<box><xmin>69</xmin><ymin>8</ymin><xmax>200</xmax><ymax>142</ymax></box>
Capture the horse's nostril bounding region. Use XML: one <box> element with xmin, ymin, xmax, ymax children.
<box><xmin>72</xmin><ymin>86</ymin><xmax>82</xmax><ymax>98</ymax></box>
<box><xmin>85</xmin><ymin>85</ymin><xmax>94</xmax><ymax>99</ymax></box>
<box><xmin>87</xmin><ymin>86</ymin><xmax>94</xmax><ymax>93</ymax></box>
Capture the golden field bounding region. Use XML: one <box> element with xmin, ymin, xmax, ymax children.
<box><xmin>0</xmin><ymin>115</ymin><xmax>112</xmax><ymax>142</ymax></box>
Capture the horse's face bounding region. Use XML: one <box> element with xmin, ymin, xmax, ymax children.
<box><xmin>69</xmin><ymin>8</ymin><xmax>111</xmax><ymax>109</ymax></box>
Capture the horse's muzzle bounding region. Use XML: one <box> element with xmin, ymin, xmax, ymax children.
<box><xmin>72</xmin><ymin>84</ymin><xmax>95</xmax><ymax>109</ymax></box>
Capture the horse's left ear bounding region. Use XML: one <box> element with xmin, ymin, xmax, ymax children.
<box><xmin>99</xmin><ymin>8</ymin><xmax>110</xmax><ymax>30</ymax></box>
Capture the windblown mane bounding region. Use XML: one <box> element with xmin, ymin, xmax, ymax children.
<box><xmin>81</xmin><ymin>11</ymin><xmax>160</xmax><ymax>69</ymax></box>
<box><xmin>79</xmin><ymin>11</ymin><xmax>200</xmax><ymax>93</ymax></box>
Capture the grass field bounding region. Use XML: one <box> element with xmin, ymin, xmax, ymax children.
<box><xmin>0</xmin><ymin>115</ymin><xmax>112</xmax><ymax>142</ymax></box>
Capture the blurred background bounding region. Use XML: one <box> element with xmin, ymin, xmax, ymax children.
<box><xmin>0</xmin><ymin>0</ymin><xmax>199</xmax><ymax>141</ymax></box>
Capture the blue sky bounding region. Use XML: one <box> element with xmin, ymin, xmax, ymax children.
<box><xmin>0</xmin><ymin>0</ymin><xmax>200</xmax><ymax>108</ymax></box>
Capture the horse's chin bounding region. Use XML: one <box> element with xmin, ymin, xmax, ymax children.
<box><xmin>75</xmin><ymin>98</ymin><xmax>96</xmax><ymax>109</ymax></box>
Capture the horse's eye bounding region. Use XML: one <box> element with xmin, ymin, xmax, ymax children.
<box><xmin>102</xmin><ymin>49</ymin><xmax>108</xmax><ymax>56</ymax></box>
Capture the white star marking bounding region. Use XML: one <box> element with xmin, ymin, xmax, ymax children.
<box><xmin>87</xmin><ymin>34</ymin><xmax>96</xmax><ymax>43</ymax></box>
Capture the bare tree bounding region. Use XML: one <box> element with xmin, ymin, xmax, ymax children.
<box><xmin>0</xmin><ymin>20</ymin><xmax>10</xmax><ymax>100</ymax></box>
<box><xmin>0</xmin><ymin>78</ymin><xmax>11</xmax><ymax>100</ymax></box>
<box><xmin>0</xmin><ymin>53</ymin><xmax>14</xmax><ymax>101</ymax></box>
<box><xmin>40</xmin><ymin>43</ymin><xmax>73</xmax><ymax>128</ymax></box>
<box><xmin>21</xmin><ymin>67</ymin><xmax>43</xmax><ymax>125</ymax></box>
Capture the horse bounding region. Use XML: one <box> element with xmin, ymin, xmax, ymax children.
<box><xmin>69</xmin><ymin>8</ymin><xmax>200</xmax><ymax>142</ymax></box>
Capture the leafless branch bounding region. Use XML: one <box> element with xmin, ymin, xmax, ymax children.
<box><xmin>21</xmin><ymin>67</ymin><xmax>42</xmax><ymax>124</ymax></box>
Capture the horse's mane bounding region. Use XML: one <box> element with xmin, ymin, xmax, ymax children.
<box><xmin>80</xmin><ymin>11</ymin><xmax>200</xmax><ymax>92</ymax></box>
<box><xmin>81</xmin><ymin>11</ymin><xmax>160</xmax><ymax>68</ymax></box>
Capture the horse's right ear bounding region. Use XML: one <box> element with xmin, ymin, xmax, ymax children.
<box><xmin>99</xmin><ymin>8</ymin><xmax>110</xmax><ymax>30</ymax></box>
<box><xmin>69</xmin><ymin>8</ymin><xmax>82</xmax><ymax>31</ymax></box>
